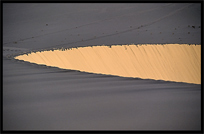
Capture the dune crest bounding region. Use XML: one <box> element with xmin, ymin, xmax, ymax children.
<box><xmin>15</xmin><ymin>44</ymin><xmax>201</xmax><ymax>84</ymax></box>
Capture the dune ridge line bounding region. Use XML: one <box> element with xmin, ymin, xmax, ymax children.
<box><xmin>15</xmin><ymin>44</ymin><xmax>201</xmax><ymax>84</ymax></box>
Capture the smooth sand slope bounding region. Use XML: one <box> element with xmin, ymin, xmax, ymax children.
<box><xmin>15</xmin><ymin>44</ymin><xmax>201</xmax><ymax>84</ymax></box>
<box><xmin>3</xmin><ymin>3</ymin><xmax>201</xmax><ymax>130</ymax></box>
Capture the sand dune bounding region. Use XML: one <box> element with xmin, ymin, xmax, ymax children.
<box><xmin>4</xmin><ymin>3</ymin><xmax>201</xmax><ymax>130</ymax></box>
<box><xmin>15</xmin><ymin>44</ymin><xmax>201</xmax><ymax>84</ymax></box>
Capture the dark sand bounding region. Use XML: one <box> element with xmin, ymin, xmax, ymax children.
<box><xmin>3</xmin><ymin>3</ymin><xmax>201</xmax><ymax>130</ymax></box>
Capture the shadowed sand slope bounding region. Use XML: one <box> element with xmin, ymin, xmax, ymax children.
<box><xmin>15</xmin><ymin>44</ymin><xmax>201</xmax><ymax>84</ymax></box>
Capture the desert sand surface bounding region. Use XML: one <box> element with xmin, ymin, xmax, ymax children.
<box><xmin>15</xmin><ymin>44</ymin><xmax>201</xmax><ymax>84</ymax></box>
<box><xmin>3</xmin><ymin>3</ymin><xmax>201</xmax><ymax>130</ymax></box>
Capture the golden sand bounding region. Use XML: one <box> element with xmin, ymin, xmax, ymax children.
<box><xmin>15</xmin><ymin>44</ymin><xmax>201</xmax><ymax>84</ymax></box>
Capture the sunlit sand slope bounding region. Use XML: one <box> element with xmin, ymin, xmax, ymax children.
<box><xmin>15</xmin><ymin>44</ymin><xmax>201</xmax><ymax>84</ymax></box>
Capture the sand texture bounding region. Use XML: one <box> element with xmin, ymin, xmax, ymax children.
<box><xmin>15</xmin><ymin>44</ymin><xmax>201</xmax><ymax>84</ymax></box>
<box><xmin>3</xmin><ymin>3</ymin><xmax>201</xmax><ymax>130</ymax></box>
